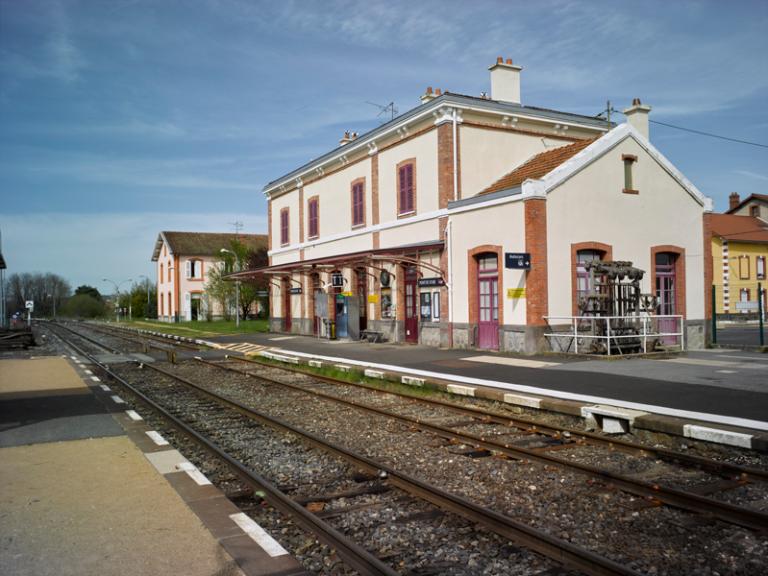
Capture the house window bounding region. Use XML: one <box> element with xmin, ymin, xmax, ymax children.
<box><xmin>622</xmin><ymin>154</ymin><xmax>638</xmax><ymax>194</ymax></box>
<box><xmin>351</xmin><ymin>181</ymin><xmax>365</xmax><ymax>227</ymax></box>
<box><xmin>738</xmin><ymin>255</ymin><xmax>750</xmax><ymax>280</ymax></box>
<box><xmin>160</xmin><ymin>263</ymin><xmax>164</xmax><ymax>283</ymax></box>
<box><xmin>186</xmin><ymin>259</ymin><xmax>202</xmax><ymax>279</ymax></box>
<box><xmin>757</xmin><ymin>256</ymin><xmax>766</xmax><ymax>280</ymax></box>
<box><xmin>308</xmin><ymin>197</ymin><xmax>319</xmax><ymax>239</ymax></box>
<box><xmin>397</xmin><ymin>161</ymin><xmax>415</xmax><ymax>216</ymax></box>
<box><xmin>280</xmin><ymin>208</ymin><xmax>289</xmax><ymax>246</ymax></box>
<box><xmin>576</xmin><ymin>249</ymin><xmax>605</xmax><ymax>313</ymax></box>
<box><xmin>751</xmin><ymin>205</ymin><xmax>760</xmax><ymax>218</ymax></box>
<box><xmin>167</xmin><ymin>263</ymin><xmax>172</xmax><ymax>283</ymax></box>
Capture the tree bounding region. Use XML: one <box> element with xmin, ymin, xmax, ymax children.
<box><xmin>205</xmin><ymin>263</ymin><xmax>233</xmax><ymax>321</ymax></box>
<box><xmin>61</xmin><ymin>294</ymin><xmax>105</xmax><ymax>318</ymax></box>
<box><xmin>5</xmin><ymin>272</ymin><xmax>72</xmax><ymax>317</ymax></box>
<box><xmin>75</xmin><ymin>285</ymin><xmax>103</xmax><ymax>302</ymax></box>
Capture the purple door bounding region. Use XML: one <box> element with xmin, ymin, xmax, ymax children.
<box><xmin>405</xmin><ymin>267</ymin><xmax>418</xmax><ymax>343</ymax></box>
<box><xmin>477</xmin><ymin>254</ymin><xmax>499</xmax><ymax>350</ymax></box>
<box><xmin>655</xmin><ymin>253</ymin><xmax>677</xmax><ymax>344</ymax></box>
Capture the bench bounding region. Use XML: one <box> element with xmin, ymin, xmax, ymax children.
<box><xmin>360</xmin><ymin>330</ymin><xmax>384</xmax><ymax>343</ymax></box>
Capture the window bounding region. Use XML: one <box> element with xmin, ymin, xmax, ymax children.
<box><xmin>351</xmin><ymin>181</ymin><xmax>365</xmax><ymax>227</ymax></box>
<box><xmin>622</xmin><ymin>154</ymin><xmax>638</xmax><ymax>194</ymax></box>
<box><xmin>757</xmin><ymin>256</ymin><xmax>766</xmax><ymax>280</ymax></box>
<box><xmin>280</xmin><ymin>208</ymin><xmax>289</xmax><ymax>246</ymax></box>
<box><xmin>160</xmin><ymin>263</ymin><xmax>164</xmax><ymax>283</ymax></box>
<box><xmin>167</xmin><ymin>263</ymin><xmax>172</xmax><ymax>283</ymax></box>
<box><xmin>308</xmin><ymin>197</ymin><xmax>319</xmax><ymax>239</ymax></box>
<box><xmin>750</xmin><ymin>205</ymin><xmax>760</xmax><ymax>218</ymax></box>
<box><xmin>738</xmin><ymin>255</ymin><xmax>750</xmax><ymax>280</ymax></box>
<box><xmin>398</xmin><ymin>161</ymin><xmax>415</xmax><ymax>215</ymax></box>
<box><xmin>186</xmin><ymin>259</ymin><xmax>202</xmax><ymax>279</ymax></box>
<box><xmin>576</xmin><ymin>249</ymin><xmax>604</xmax><ymax>313</ymax></box>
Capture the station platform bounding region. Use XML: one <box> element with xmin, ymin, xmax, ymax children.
<box><xmin>0</xmin><ymin>356</ymin><xmax>306</xmax><ymax>576</ymax></box>
<box><xmin>198</xmin><ymin>331</ymin><xmax>768</xmax><ymax>451</ymax></box>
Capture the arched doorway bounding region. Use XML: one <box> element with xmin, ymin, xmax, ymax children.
<box><xmin>281</xmin><ymin>277</ymin><xmax>292</xmax><ymax>332</ymax></box>
<box><xmin>356</xmin><ymin>268</ymin><xmax>368</xmax><ymax>333</ymax></box>
<box><xmin>476</xmin><ymin>253</ymin><xmax>499</xmax><ymax>349</ymax></box>
<box><xmin>404</xmin><ymin>266</ymin><xmax>418</xmax><ymax>343</ymax></box>
<box><xmin>309</xmin><ymin>273</ymin><xmax>321</xmax><ymax>335</ymax></box>
<box><xmin>655</xmin><ymin>252</ymin><xmax>678</xmax><ymax>344</ymax></box>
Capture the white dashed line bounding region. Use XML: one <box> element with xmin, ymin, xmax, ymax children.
<box><xmin>90</xmin><ymin>376</ymin><xmax>101</xmax><ymax>382</ymax></box>
<box><xmin>229</xmin><ymin>513</ymin><xmax>288</xmax><ymax>557</ymax></box>
<box><xmin>111</xmin><ymin>395</ymin><xmax>125</xmax><ymax>404</ymax></box>
<box><xmin>146</xmin><ymin>431</ymin><xmax>169</xmax><ymax>446</ymax></box>
<box><xmin>176</xmin><ymin>462</ymin><xmax>212</xmax><ymax>485</ymax></box>
<box><xmin>125</xmin><ymin>410</ymin><xmax>143</xmax><ymax>421</ymax></box>
<box><xmin>99</xmin><ymin>384</ymin><xmax>111</xmax><ymax>392</ymax></box>
<box><xmin>84</xmin><ymin>369</ymin><xmax>93</xmax><ymax>375</ymax></box>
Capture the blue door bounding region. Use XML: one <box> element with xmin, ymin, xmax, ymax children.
<box><xmin>335</xmin><ymin>295</ymin><xmax>348</xmax><ymax>338</ymax></box>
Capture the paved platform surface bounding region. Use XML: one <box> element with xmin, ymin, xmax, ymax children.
<box><xmin>204</xmin><ymin>332</ymin><xmax>768</xmax><ymax>427</ymax></box>
<box><xmin>0</xmin><ymin>356</ymin><xmax>300</xmax><ymax>576</ymax></box>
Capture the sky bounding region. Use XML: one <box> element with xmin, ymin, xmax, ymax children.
<box><xmin>1</xmin><ymin>0</ymin><xmax>767</xmax><ymax>291</ymax></box>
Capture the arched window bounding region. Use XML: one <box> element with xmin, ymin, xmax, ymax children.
<box><xmin>575</xmin><ymin>249</ymin><xmax>605</xmax><ymax>312</ymax></box>
<box><xmin>160</xmin><ymin>263</ymin><xmax>164</xmax><ymax>284</ymax></box>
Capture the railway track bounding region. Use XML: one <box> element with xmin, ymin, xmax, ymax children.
<box><xmin>47</xmin><ymin>322</ymin><xmax>768</xmax><ymax>575</ymax></box>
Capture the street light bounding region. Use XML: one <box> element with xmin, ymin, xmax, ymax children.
<box><xmin>220</xmin><ymin>248</ymin><xmax>240</xmax><ymax>328</ymax></box>
<box><xmin>138</xmin><ymin>274</ymin><xmax>151</xmax><ymax>319</ymax></box>
<box><xmin>102</xmin><ymin>278</ymin><xmax>132</xmax><ymax>322</ymax></box>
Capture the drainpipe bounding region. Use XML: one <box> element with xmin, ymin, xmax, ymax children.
<box><xmin>445</xmin><ymin>219</ymin><xmax>454</xmax><ymax>347</ymax></box>
<box><xmin>452</xmin><ymin>108</ymin><xmax>459</xmax><ymax>201</ymax></box>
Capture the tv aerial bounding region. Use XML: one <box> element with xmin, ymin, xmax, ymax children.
<box><xmin>365</xmin><ymin>101</ymin><xmax>398</xmax><ymax>123</ymax></box>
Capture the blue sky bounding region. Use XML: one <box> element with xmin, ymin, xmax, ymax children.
<box><xmin>1</xmin><ymin>0</ymin><xmax>767</xmax><ymax>291</ymax></box>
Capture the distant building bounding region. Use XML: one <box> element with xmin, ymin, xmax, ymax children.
<box><xmin>240</xmin><ymin>57</ymin><xmax>715</xmax><ymax>352</ymax></box>
<box><xmin>709</xmin><ymin>207</ymin><xmax>768</xmax><ymax>318</ymax></box>
<box><xmin>151</xmin><ymin>231</ymin><xmax>267</xmax><ymax>322</ymax></box>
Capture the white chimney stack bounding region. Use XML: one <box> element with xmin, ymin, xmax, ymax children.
<box><xmin>623</xmin><ymin>98</ymin><xmax>652</xmax><ymax>140</ymax></box>
<box><xmin>489</xmin><ymin>56</ymin><xmax>522</xmax><ymax>104</ymax></box>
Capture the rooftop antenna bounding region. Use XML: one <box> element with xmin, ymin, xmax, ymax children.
<box><xmin>229</xmin><ymin>220</ymin><xmax>243</xmax><ymax>238</ymax></box>
<box><xmin>365</xmin><ymin>100</ymin><xmax>398</xmax><ymax>123</ymax></box>
<box><xmin>596</xmin><ymin>100</ymin><xmax>616</xmax><ymax>127</ymax></box>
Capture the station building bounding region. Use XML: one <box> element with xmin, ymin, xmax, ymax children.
<box><xmin>152</xmin><ymin>231</ymin><xmax>267</xmax><ymax>322</ymax></box>
<box><xmin>244</xmin><ymin>58</ymin><xmax>714</xmax><ymax>353</ymax></box>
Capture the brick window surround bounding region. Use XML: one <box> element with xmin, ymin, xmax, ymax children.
<box><xmin>570</xmin><ymin>242</ymin><xmax>613</xmax><ymax>315</ymax></box>
<box><xmin>467</xmin><ymin>245</ymin><xmax>504</xmax><ymax>327</ymax></box>
<box><xmin>307</xmin><ymin>196</ymin><xmax>319</xmax><ymax>239</ymax></box>
<box><xmin>650</xmin><ymin>245</ymin><xmax>686</xmax><ymax>319</ymax></box>
<box><xmin>397</xmin><ymin>159</ymin><xmax>417</xmax><ymax>217</ymax></box>
<box><xmin>622</xmin><ymin>154</ymin><xmax>638</xmax><ymax>195</ymax></box>
<box><xmin>350</xmin><ymin>178</ymin><xmax>366</xmax><ymax>228</ymax></box>
<box><xmin>280</xmin><ymin>207</ymin><xmax>290</xmax><ymax>246</ymax></box>
<box><xmin>737</xmin><ymin>255</ymin><xmax>750</xmax><ymax>280</ymax></box>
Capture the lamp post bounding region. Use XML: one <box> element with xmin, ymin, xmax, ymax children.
<box><xmin>220</xmin><ymin>248</ymin><xmax>240</xmax><ymax>328</ymax></box>
<box><xmin>138</xmin><ymin>274</ymin><xmax>151</xmax><ymax>318</ymax></box>
<box><xmin>102</xmin><ymin>278</ymin><xmax>132</xmax><ymax>322</ymax></box>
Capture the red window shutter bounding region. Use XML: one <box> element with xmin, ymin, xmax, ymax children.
<box><xmin>353</xmin><ymin>183</ymin><xmax>363</xmax><ymax>225</ymax></box>
<box><xmin>404</xmin><ymin>164</ymin><xmax>414</xmax><ymax>213</ymax></box>
<box><xmin>281</xmin><ymin>210</ymin><xmax>288</xmax><ymax>244</ymax></box>
<box><xmin>398</xmin><ymin>166</ymin><xmax>407</xmax><ymax>214</ymax></box>
<box><xmin>309</xmin><ymin>199</ymin><xmax>318</xmax><ymax>237</ymax></box>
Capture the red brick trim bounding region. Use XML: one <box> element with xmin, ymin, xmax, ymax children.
<box><xmin>525</xmin><ymin>199</ymin><xmax>548</xmax><ymax>325</ymax></box>
<box><xmin>306</xmin><ymin>195</ymin><xmax>319</xmax><ymax>240</ymax></box>
<box><xmin>437</xmin><ymin>123</ymin><xmax>454</xmax><ymax>209</ymax></box>
<box><xmin>396</xmin><ymin>158</ymin><xmax>417</xmax><ymax>218</ymax></box>
<box><xmin>570</xmin><ymin>241</ymin><xmax>613</xmax><ymax>315</ymax></box>
<box><xmin>622</xmin><ymin>188</ymin><xmax>639</xmax><ymax>195</ymax></box>
<box><xmin>267</xmin><ymin>199</ymin><xmax>272</xmax><ymax>256</ymax></box>
<box><xmin>467</xmin><ymin>244</ymin><xmax>504</xmax><ymax>327</ymax></box>
<box><xmin>650</xmin><ymin>245</ymin><xmax>687</xmax><ymax>319</ymax></box>
<box><xmin>439</xmin><ymin>217</ymin><xmax>450</xmax><ymax>340</ymax></box>
<box><xmin>621</xmin><ymin>154</ymin><xmax>638</xmax><ymax>162</ymax></box>
<box><xmin>350</xmin><ymin>177</ymin><xmax>366</xmax><ymax>228</ymax></box>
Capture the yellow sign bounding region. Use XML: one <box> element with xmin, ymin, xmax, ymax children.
<box><xmin>341</xmin><ymin>291</ymin><xmax>353</xmax><ymax>297</ymax></box>
<box><xmin>507</xmin><ymin>288</ymin><xmax>525</xmax><ymax>299</ymax></box>
<box><xmin>367</xmin><ymin>294</ymin><xmax>379</xmax><ymax>304</ymax></box>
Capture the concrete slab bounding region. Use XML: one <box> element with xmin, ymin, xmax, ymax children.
<box><xmin>0</xmin><ymin>436</ymin><xmax>244</xmax><ymax>576</ymax></box>
<box><xmin>0</xmin><ymin>357</ymin><xmax>86</xmax><ymax>393</ymax></box>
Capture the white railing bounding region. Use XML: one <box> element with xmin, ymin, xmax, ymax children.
<box><xmin>544</xmin><ymin>315</ymin><xmax>684</xmax><ymax>355</ymax></box>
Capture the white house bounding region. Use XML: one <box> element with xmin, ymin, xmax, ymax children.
<box><xmin>151</xmin><ymin>231</ymin><xmax>267</xmax><ymax>322</ymax></box>
<box><xmin>238</xmin><ymin>58</ymin><xmax>713</xmax><ymax>353</ymax></box>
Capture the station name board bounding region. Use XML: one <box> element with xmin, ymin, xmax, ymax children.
<box><xmin>505</xmin><ymin>252</ymin><xmax>531</xmax><ymax>270</ymax></box>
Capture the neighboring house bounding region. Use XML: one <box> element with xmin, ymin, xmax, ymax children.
<box><xmin>151</xmin><ymin>231</ymin><xmax>267</xmax><ymax>322</ymax></box>
<box><xmin>727</xmin><ymin>192</ymin><xmax>768</xmax><ymax>222</ymax></box>
<box><xmin>709</xmin><ymin>213</ymin><xmax>768</xmax><ymax>317</ymax></box>
<box><xmin>240</xmin><ymin>57</ymin><xmax>713</xmax><ymax>353</ymax></box>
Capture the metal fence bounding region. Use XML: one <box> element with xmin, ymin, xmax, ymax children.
<box><xmin>544</xmin><ymin>314</ymin><xmax>684</xmax><ymax>355</ymax></box>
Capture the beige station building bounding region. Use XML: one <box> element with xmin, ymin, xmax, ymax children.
<box><xmin>242</xmin><ymin>58</ymin><xmax>714</xmax><ymax>353</ymax></box>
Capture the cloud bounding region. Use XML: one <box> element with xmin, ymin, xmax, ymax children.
<box><xmin>734</xmin><ymin>170</ymin><xmax>768</xmax><ymax>182</ymax></box>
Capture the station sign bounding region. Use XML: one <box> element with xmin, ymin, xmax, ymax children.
<box><xmin>506</xmin><ymin>288</ymin><xmax>526</xmax><ymax>299</ymax></box>
<box><xmin>418</xmin><ymin>277</ymin><xmax>445</xmax><ymax>288</ymax></box>
<box><xmin>505</xmin><ymin>252</ymin><xmax>531</xmax><ymax>270</ymax></box>
<box><xmin>331</xmin><ymin>272</ymin><xmax>345</xmax><ymax>287</ymax></box>
<box><xmin>290</xmin><ymin>287</ymin><xmax>302</xmax><ymax>295</ymax></box>
<box><xmin>255</xmin><ymin>290</ymin><xmax>269</xmax><ymax>297</ymax></box>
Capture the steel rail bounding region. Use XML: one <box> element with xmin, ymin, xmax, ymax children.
<box><xmin>142</xmin><ymin>361</ymin><xmax>641</xmax><ymax>576</ymax></box>
<box><xmin>230</xmin><ymin>354</ymin><xmax>768</xmax><ymax>481</ymax></box>
<box><xmin>198</xmin><ymin>357</ymin><xmax>768</xmax><ymax>532</ymax></box>
<box><xmin>90</xmin><ymin>322</ymin><xmax>200</xmax><ymax>350</ymax></box>
<box><xmin>46</xmin><ymin>323</ymin><xmax>398</xmax><ymax>576</ymax></box>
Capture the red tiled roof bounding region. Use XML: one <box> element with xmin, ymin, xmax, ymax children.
<box><xmin>710</xmin><ymin>214</ymin><xmax>768</xmax><ymax>243</ymax></box>
<box><xmin>479</xmin><ymin>138</ymin><xmax>596</xmax><ymax>195</ymax></box>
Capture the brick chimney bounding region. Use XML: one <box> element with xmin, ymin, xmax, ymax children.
<box><xmin>489</xmin><ymin>57</ymin><xmax>522</xmax><ymax>104</ymax></box>
<box><xmin>420</xmin><ymin>86</ymin><xmax>437</xmax><ymax>104</ymax></box>
<box><xmin>623</xmin><ymin>97</ymin><xmax>652</xmax><ymax>140</ymax></box>
<box><xmin>729</xmin><ymin>192</ymin><xmax>741</xmax><ymax>211</ymax></box>
<box><xmin>339</xmin><ymin>131</ymin><xmax>358</xmax><ymax>146</ymax></box>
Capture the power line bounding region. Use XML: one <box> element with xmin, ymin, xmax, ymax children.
<box><xmin>605</xmin><ymin>107</ymin><xmax>768</xmax><ymax>149</ymax></box>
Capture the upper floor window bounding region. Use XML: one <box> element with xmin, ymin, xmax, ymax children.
<box><xmin>280</xmin><ymin>208</ymin><xmax>290</xmax><ymax>246</ymax></box>
<box><xmin>167</xmin><ymin>262</ymin><xmax>172</xmax><ymax>283</ymax></box>
<box><xmin>351</xmin><ymin>180</ymin><xmax>365</xmax><ymax>227</ymax></box>
<box><xmin>738</xmin><ymin>255</ymin><xmax>750</xmax><ymax>280</ymax></box>
<box><xmin>186</xmin><ymin>259</ymin><xmax>203</xmax><ymax>279</ymax></box>
<box><xmin>750</xmin><ymin>205</ymin><xmax>760</xmax><ymax>218</ymax></box>
<box><xmin>757</xmin><ymin>256</ymin><xmax>766</xmax><ymax>280</ymax></box>
<box><xmin>622</xmin><ymin>154</ymin><xmax>638</xmax><ymax>194</ymax></box>
<box><xmin>160</xmin><ymin>263</ymin><xmax>164</xmax><ymax>283</ymax></box>
<box><xmin>308</xmin><ymin>197</ymin><xmax>319</xmax><ymax>239</ymax></box>
<box><xmin>398</xmin><ymin>161</ymin><xmax>415</xmax><ymax>216</ymax></box>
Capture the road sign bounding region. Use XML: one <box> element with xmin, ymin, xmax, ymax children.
<box><xmin>505</xmin><ymin>252</ymin><xmax>531</xmax><ymax>270</ymax></box>
<box><xmin>25</xmin><ymin>300</ymin><xmax>34</xmax><ymax>311</ymax></box>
